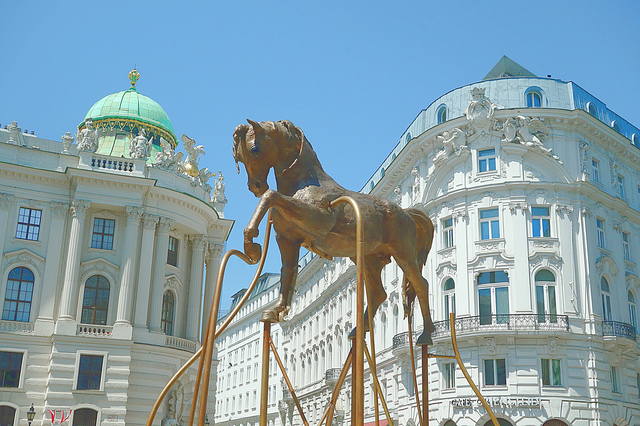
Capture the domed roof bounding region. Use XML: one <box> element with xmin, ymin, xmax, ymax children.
<box><xmin>79</xmin><ymin>69</ymin><xmax>177</xmax><ymax>146</ymax></box>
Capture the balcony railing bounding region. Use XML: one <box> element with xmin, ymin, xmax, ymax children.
<box><xmin>165</xmin><ymin>335</ymin><xmax>197</xmax><ymax>352</ymax></box>
<box><xmin>0</xmin><ymin>319</ymin><xmax>34</xmax><ymax>333</ymax></box>
<box><xmin>601</xmin><ymin>320</ymin><xmax>636</xmax><ymax>340</ymax></box>
<box><xmin>77</xmin><ymin>324</ymin><xmax>113</xmax><ymax>337</ymax></box>
<box><xmin>432</xmin><ymin>314</ymin><xmax>570</xmax><ymax>337</ymax></box>
<box><xmin>325</xmin><ymin>368</ymin><xmax>342</xmax><ymax>384</ymax></box>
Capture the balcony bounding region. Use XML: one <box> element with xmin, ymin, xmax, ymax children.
<box><xmin>0</xmin><ymin>319</ymin><xmax>34</xmax><ymax>334</ymax></box>
<box><xmin>601</xmin><ymin>321</ymin><xmax>636</xmax><ymax>341</ymax></box>
<box><xmin>77</xmin><ymin>324</ymin><xmax>113</xmax><ymax>337</ymax></box>
<box><xmin>392</xmin><ymin>331</ymin><xmax>417</xmax><ymax>356</ymax></box>
<box><xmin>432</xmin><ymin>314</ymin><xmax>570</xmax><ymax>338</ymax></box>
<box><xmin>165</xmin><ymin>335</ymin><xmax>197</xmax><ymax>352</ymax></box>
<box><xmin>325</xmin><ymin>368</ymin><xmax>342</xmax><ymax>385</ymax></box>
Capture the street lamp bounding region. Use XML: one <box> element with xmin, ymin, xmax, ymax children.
<box><xmin>26</xmin><ymin>404</ymin><xmax>35</xmax><ymax>426</ymax></box>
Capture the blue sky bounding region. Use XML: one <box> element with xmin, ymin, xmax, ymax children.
<box><xmin>1</xmin><ymin>1</ymin><xmax>638</xmax><ymax>311</ymax></box>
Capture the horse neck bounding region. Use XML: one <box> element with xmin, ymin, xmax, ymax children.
<box><xmin>274</xmin><ymin>141</ymin><xmax>336</xmax><ymax>195</ymax></box>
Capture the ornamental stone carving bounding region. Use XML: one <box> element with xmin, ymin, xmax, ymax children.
<box><xmin>70</xmin><ymin>200</ymin><xmax>91</xmax><ymax>217</ymax></box>
<box><xmin>76</xmin><ymin>119</ymin><xmax>99</xmax><ymax>152</ymax></box>
<box><xmin>61</xmin><ymin>131</ymin><xmax>74</xmax><ymax>154</ymax></box>
<box><xmin>499</xmin><ymin>116</ymin><xmax>562</xmax><ymax>164</ymax></box>
<box><xmin>181</xmin><ymin>134</ymin><xmax>205</xmax><ymax>178</ymax></box>
<box><xmin>129</xmin><ymin>128</ymin><xmax>150</xmax><ymax>159</ymax></box>
<box><xmin>6</xmin><ymin>121</ymin><xmax>23</xmax><ymax>146</ymax></box>
<box><xmin>142</xmin><ymin>214</ymin><xmax>160</xmax><ymax>230</ymax></box>
<box><xmin>465</xmin><ymin>87</ymin><xmax>497</xmax><ymax>129</ymax></box>
<box><xmin>433</xmin><ymin>128</ymin><xmax>469</xmax><ymax>165</ymax></box>
<box><xmin>212</xmin><ymin>173</ymin><xmax>227</xmax><ymax>203</ymax></box>
<box><xmin>154</xmin><ymin>146</ymin><xmax>184</xmax><ymax>171</ymax></box>
<box><xmin>125</xmin><ymin>206</ymin><xmax>144</xmax><ymax>221</ymax></box>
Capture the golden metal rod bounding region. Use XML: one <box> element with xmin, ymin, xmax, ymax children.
<box><xmin>146</xmin><ymin>214</ymin><xmax>273</xmax><ymax>426</ymax></box>
<box><xmin>407</xmin><ymin>313</ymin><xmax>423</xmax><ymax>426</ymax></box>
<box><xmin>427</xmin><ymin>354</ymin><xmax>455</xmax><ymax>359</ymax></box>
<box><xmin>449</xmin><ymin>313</ymin><xmax>499</xmax><ymax>426</ymax></box>
<box><xmin>422</xmin><ymin>345</ymin><xmax>429</xmax><ymax>426</ymax></box>
<box><xmin>318</xmin><ymin>347</ymin><xmax>353</xmax><ymax>426</ymax></box>
<box><xmin>363</xmin><ymin>345</ymin><xmax>393</xmax><ymax>426</ymax></box>
<box><xmin>187</xmin><ymin>325</ymin><xmax>207</xmax><ymax>425</ymax></box>
<box><xmin>269</xmin><ymin>339</ymin><xmax>309</xmax><ymax>426</ymax></box>
<box><xmin>329</xmin><ymin>196</ymin><xmax>364</xmax><ymax>426</ymax></box>
<box><xmin>259</xmin><ymin>321</ymin><xmax>272</xmax><ymax>426</ymax></box>
<box><xmin>366</xmin><ymin>305</ymin><xmax>380</xmax><ymax>425</ymax></box>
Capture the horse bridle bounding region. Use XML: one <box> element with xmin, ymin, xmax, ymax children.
<box><xmin>280</xmin><ymin>128</ymin><xmax>305</xmax><ymax>176</ymax></box>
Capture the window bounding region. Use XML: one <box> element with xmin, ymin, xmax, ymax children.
<box><xmin>525</xmin><ymin>89</ymin><xmax>542</xmax><ymax>107</ymax></box>
<box><xmin>596</xmin><ymin>218</ymin><xmax>606</xmax><ymax>248</ymax></box>
<box><xmin>629</xmin><ymin>291</ymin><xmax>637</xmax><ymax>332</ymax></box>
<box><xmin>531</xmin><ymin>207</ymin><xmax>551</xmax><ymax>238</ymax></box>
<box><xmin>161</xmin><ymin>291</ymin><xmax>176</xmax><ymax>335</ymax></box>
<box><xmin>77</xmin><ymin>354</ymin><xmax>104</xmax><ymax>390</ymax></box>
<box><xmin>442</xmin><ymin>362</ymin><xmax>455</xmax><ymax>389</ymax></box>
<box><xmin>591</xmin><ymin>158</ymin><xmax>600</xmax><ymax>183</ymax></box>
<box><xmin>611</xmin><ymin>366</ymin><xmax>621</xmax><ymax>393</ymax></box>
<box><xmin>90</xmin><ymin>218</ymin><xmax>115</xmax><ymax>250</ymax></box>
<box><xmin>436</xmin><ymin>105</ymin><xmax>447</xmax><ymax>124</ymax></box>
<box><xmin>477</xmin><ymin>271</ymin><xmax>509</xmax><ymax>325</ymax></box>
<box><xmin>81</xmin><ymin>275</ymin><xmax>110</xmax><ymax>325</ymax></box>
<box><xmin>0</xmin><ymin>406</ymin><xmax>16</xmax><ymax>426</ymax></box>
<box><xmin>443</xmin><ymin>278</ymin><xmax>455</xmax><ymax>320</ymax></box>
<box><xmin>2</xmin><ymin>267</ymin><xmax>34</xmax><ymax>322</ymax></box>
<box><xmin>15</xmin><ymin>207</ymin><xmax>42</xmax><ymax>240</ymax></box>
<box><xmin>442</xmin><ymin>217</ymin><xmax>454</xmax><ymax>248</ymax></box>
<box><xmin>623</xmin><ymin>232</ymin><xmax>631</xmax><ymax>261</ymax></box>
<box><xmin>484</xmin><ymin>420</ymin><xmax>514</xmax><ymax>426</ymax></box>
<box><xmin>72</xmin><ymin>408</ymin><xmax>98</xmax><ymax>426</ymax></box>
<box><xmin>535</xmin><ymin>270</ymin><xmax>557</xmax><ymax>323</ymax></box>
<box><xmin>480</xmin><ymin>208</ymin><xmax>500</xmax><ymax>240</ymax></box>
<box><xmin>617</xmin><ymin>175</ymin><xmax>626</xmax><ymax>199</ymax></box>
<box><xmin>541</xmin><ymin>358</ymin><xmax>562</xmax><ymax>386</ymax></box>
<box><xmin>167</xmin><ymin>236</ymin><xmax>179</xmax><ymax>266</ymax></box>
<box><xmin>601</xmin><ymin>278</ymin><xmax>612</xmax><ymax>321</ymax></box>
<box><xmin>484</xmin><ymin>359</ymin><xmax>506</xmax><ymax>386</ymax></box>
<box><xmin>586</xmin><ymin>101</ymin><xmax>597</xmax><ymax>117</ymax></box>
<box><xmin>478</xmin><ymin>149</ymin><xmax>496</xmax><ymax>172</ymax></box>
<box><xmin>0</xmin><ymin>351</ymin><xmax>23</xmax><ymax>387</ymax></box>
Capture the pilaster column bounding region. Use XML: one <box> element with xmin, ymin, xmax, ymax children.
<box><xmin>508</xmin><ymin>202</ymin><xmax>531</xmax><ymax>312</ymax></box>
<box><xmin>133</xmin><ymin>214</ymin><xmax>159</xmax><ymax>329</ymax></box>
<box><xmin>150</xmin><ymin>217</ymin><xmax>174</xmax><ymax>333</ymax></box>
<box><xmin>0</xmin><ymin>193</ymin><xmax>15</xmax><ymax>259</ymax></box>
<box><xmin>186</xmin><ymin>235</ymin><xmax>206</xmax><ymax>342</ymax></box>
<box><xmin>58</xmin><ymin>200</ymin><xmax>90</xmax><ymax>321</ymax></box>
<box><xmin>115</xmin><ymin>206</ymin><xmax>143</xmax><ymax>325</ymax></box>
<box><xmin>36</xmin><ymin>202</ymin><xmax>68</xmax><ymax>332</ymax></box>
<box><xmin>202</xmin><ymin>241</ymin><xmax>223</xmax><ymax>339</ymax></box>
<box><xmin>452</xmin><ymin>209</ymin><xmax>470</xmax><ymax>316</ymax></box>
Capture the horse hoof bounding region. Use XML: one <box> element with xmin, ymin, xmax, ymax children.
<box><xmin>245</xmin><ymin>242</ymin><xmax>262</xmax><ymax>264</ymax></box>
<box><xmin>416</xmin><ymin>331</ymin><xmax>433</xmax><ymax>346</ymax></box>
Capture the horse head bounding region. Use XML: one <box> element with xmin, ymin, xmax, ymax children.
<box><xmin>232</xmin><ymin>119</ymin><xmax>304</xmax><ymax>197</ymax></box>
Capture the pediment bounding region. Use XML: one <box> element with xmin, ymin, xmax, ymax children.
<box><xmin>80</xmin><ymin>257</ymin><xmax>120</xmax><ymax>272</ymax></box>
<box><xmin>596</xmin><ymin>254</ymin><xmax>618</xmax><ymax>277</ymax></box>
<box><xmin>3</xmin><ymin>248</ymin><xmax>45</xmax><ymax>265</ymax></box>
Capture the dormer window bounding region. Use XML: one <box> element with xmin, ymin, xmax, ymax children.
<box><xmin>586</xmin><ymin>102</ymin><xmax>597</xmax><ymax>117</ymax></box>
<box><xmin>525</xmin><ymin>88</ymin><xmax>542</xmax><ymax>107</ymax></box>
<box><xmin>436</xmin><ymin>105</ymin><xmax>447</xmax><ymax>124</ymax></box>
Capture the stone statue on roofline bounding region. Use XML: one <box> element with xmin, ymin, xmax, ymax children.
<box><xmin>212</xmin><ymin>172</ymin><xmax>227</xmax><ymax>203</ymax></box>
<box><xmin>77</xmin><ymin>119</ymin><xmax>99</xmax><ymax>152</ymax></box>
<box><xmin>130</xmin><ymin>128</ymin><xmax>150</xmax><ymax>159</ymax></box>
<box><xmin>154</xmin><ymin>145</ymin><xmax>184</xmax><ymax>171</ymax></box>
<box><xmin>181</xmin><ymin>134</ymin><xmax>205</xmax><ymax>178</ymax></box>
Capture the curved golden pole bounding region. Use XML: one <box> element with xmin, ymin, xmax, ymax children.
<box><xmin>366</xmin><ymin>298</ymin><xmax>380</xmax><ymax>425</ymax></box>
<box><xmin>146</xmin><ymin>213</ymin><xmax>273</xmax><ymax>426</ymax></box>
<box><xmin>449</xmin><ymin>313</ymin><xmax>499</xmax><ymax>426</ymax></box>
<box><xmin>270</xmin><ymin>339</ymin><xmax>309</xmax><ymax>426</ymax></box>
<box><xmin>329</xmin><ymin>196</ymin><xmax>364</xmax><ymax>426</ymax></box>
<box><xmin>407</xmin><ymin>313</ymin><xmax>424</xmax><ymax>426</ymax></box>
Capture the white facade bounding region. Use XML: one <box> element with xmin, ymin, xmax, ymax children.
<box><xmin>0</xmin><ymin>94</ymin><xmax>232</xmax><ymax>425</ymax></box>
<box><xmin>214</xmin><ymin>59</ymin><xmax>640</xmax><ymax>426</ymax></box>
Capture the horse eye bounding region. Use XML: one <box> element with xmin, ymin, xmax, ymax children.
<box><xmin>250</xmin><ymin>145</ymin><xmax>259</xmax><ymax>153</ymax></box>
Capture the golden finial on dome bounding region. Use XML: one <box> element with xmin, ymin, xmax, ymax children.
<box><xmin>128</xmin><ymin>68</ymin><xmax>141</xmax><ymax>87</ymax></box>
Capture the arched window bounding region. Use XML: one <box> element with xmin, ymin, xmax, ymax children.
<box><xmin>2</xmin><ymin>267</ymin><xmax>34</xmax><ymax>322</ymax></box>
<box><xmin>436</xmin><ymin>105</ymin><xmax>447</xmax><ymax>124</ymax></box>
<box><xmin>443</xmin><ymin>421</ymin><xmax>457</xmax><ymax>426</ymax></box>
<box><xmin>0</xmin><ymin>406</ymin><xmax>16</xmax><ymax>426</ymax></box>
<box><xmin>161</xmin><ymin>290</ymin><xmax>176</xmax><ymax>336</ymax></box>
<box><xmin>542</xmin><ymin>420</ymin><xmax>569</xmax><ymax>426</ymax></box>
<box><xmin>611</xmin><ymin>120</ymin><xmax>620</xmax><ymax>131</ymax></box>
<box><xmin>393</xmin><ymin>305</ymin><xmax>399</xmax><ymax>336</ymax></box>
<box><xmin>525</xmin><ymin>87</ymin><xmax>542</xmax><ymax>107</ymax></box>
<box><xmin>628</xmin><ymin>291</ymin><xmax>637</xmax><ymax>331</ymax></box>
<box><xmin>443</xmin><ymin>278</ymin><xmax>455</xmax><ymax>320</ymax></box>
<box><xmin>586</xmin><ymin>101</ymin><xmax>597</xmax><ymax>117</ymax></box>
<box><xmin>483</xmin><ymin>419</ymin><xmax>514</xmax><ymax>426</ymax></box>
<box><xmin>477</xmin><ymin>271</ymin><xmax>509</xmax><ymax>325</ymax></box>
<box><xmin>380</xmin><ymin>313</ymin><xmax>387</xmax><ymax>348</ymax></box>
<box><xmin>535</xmin><ymin>270</ymin><xmax>557</xmax><ymax>323</ymax></box>
<box><xmin>632</xmin><ymin>133</ymin><xmax>639</xmax><ymax>147</ymax></box>
<box><xmin>601</xmin><ymin>277</ymin><xmax>612</xmax><ymax>321</ymax></box>
<box><xmin>72</xmin><ymin>408</ymin><xmax>98</xmax><ymax>426</ymax></box>
<box><xmin>405</xmin><ymin>132</ymin><xmax>412</xmax><ymax>143</ymax></box>
<box><xmin>81</xmin><ymin>275</ymin><xmax>110</xmax><ymax>325</ymax></box>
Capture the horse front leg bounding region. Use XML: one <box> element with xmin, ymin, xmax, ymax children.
<box><xmin>243</xmin><ymin>190</ymin><xmax>277</xmax><ymax>262</ymax></box>
<box><xmin>263</xmin><ymin>233</ymin><xmax>301</xmax><ymax>323</ymax></box>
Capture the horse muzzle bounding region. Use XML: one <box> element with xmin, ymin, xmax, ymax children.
<box><xmin>249</xmin><ymin>180</ymin><xmax>269</xmax><ymax>197</ymax></box>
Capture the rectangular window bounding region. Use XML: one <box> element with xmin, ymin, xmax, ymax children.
<box><xmin>478</xmin><ymin>149</ymin><xmax>497</xmax><ymax>173</ymax></box>
<box><xmin>90</xmin><ymin>218</ymin><xmax>115</xmax><ymax>250</ymax></box>
<box><xmin>442</xmin><ymin>362</ymin><xmax>455</xmax><ymax>389</ymax></box>
<box><xmin>442</xmin><ymin>217</ymin><xmax>454</xmax><ymax>249</ymax></box>
<box><xmin>167</xmin><ymin>236</ymin><xmax>179</xmax><ymax>266</ymax></box>
<box><xmin>541</xmin><ymin>359</ymin><xmax>562</xmax><ymax>386</ymax></box>
<box><xmin>480</xmin><ymin>208</ymin><xmax>500</xmax><ymax>240</ymax></box>
<box><xmin>531</xmin><ymin>207</ymin><xmax>551</xmax><ymax>238</ymax></box>
<box><xmin>596</xmin><ymin>218</ymin><xmax>606</xmax><ymax>248</ymax></box>
<box><xmin>76</xmin><ymin>354</ymin><xmax>104</xmax><ymax>390</ymax></box>
<box><xmin>592</xmin><ymin>158</ymin><xmax>600</xmax><ymax>183</ymax></box>
<box><xmin>617</xmin><ymin>175</ymin><xmax>625</xmax><ymax>199</ymax></box>
<box><xmin>15</xmin><ymin>207</ymin><xmax>42</xmax><ymax>241</ymax></box>
<box><xmin>0</xmin><ymin>351</ymin><xmax>23</xmax><ymax>388</ymax></box>
<box><xmin>484</xmin><ymin>359</ymin><xmax>506</xmax><ymax>386</ymax></box>
<box><xmin>623</xmin><ymin>232</ymin><xmax>631</xmax><ymax>261</ymax></box>
<box><xmin>611</xmin><ymin>366</ymin><xmax>621</xmax><ymax>393</ymax></box>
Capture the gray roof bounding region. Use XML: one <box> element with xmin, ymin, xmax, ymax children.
<box><xmin>484</xmin><ymin>55</ymin><xmax>536</xmax><ymax>80</ymax></box>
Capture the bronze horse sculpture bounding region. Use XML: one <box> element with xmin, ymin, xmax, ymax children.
<box><xmin>233</xmin><ymin>119</ymin><xmax>435</xmax><ymax>344</ymax></box>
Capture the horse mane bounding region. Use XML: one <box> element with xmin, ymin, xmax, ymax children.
<box><xmin>232</xmin><ymin>124</ymin><xmax>250</xmax><ymax>173</ymax></box>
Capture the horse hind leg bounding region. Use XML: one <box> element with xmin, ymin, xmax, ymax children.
<box><xmin>395</xmin><ymin>257</ymin><xmax>434</xmax><ymax>346</ymax></box>
<box><xmin>348</xmin><ymin>255</ymin><xmax>388</xmax><ymax>338</ymax></box>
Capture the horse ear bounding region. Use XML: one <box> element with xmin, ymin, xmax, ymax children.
<box><xmin>246</xmin><ymin>119</ymin><xmax>264</xmax><ymax>134</ymax></box>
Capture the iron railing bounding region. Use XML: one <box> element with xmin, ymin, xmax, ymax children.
<box><xmin>601</xmin><ymin>320</ymin><xmax>636</xmax><ymax>340</ymax></box>
<box><xmin>432</xmin><ymin>314</ymin><xmax>570</xmax><ymax>337</ymax></box>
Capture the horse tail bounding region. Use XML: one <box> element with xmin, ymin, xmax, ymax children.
<box><xmin>405</xmin><ymin>208</ymin><xmax>434</xmax><ymax>267</ymax></box>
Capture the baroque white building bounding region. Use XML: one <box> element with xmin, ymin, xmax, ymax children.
<box><xmin>0</xmin><ymin>70</ymin><xmax>232</xmax><ymax>426</ymax></box>
<box><xmin>213</xmin><ymin>57</ymin><xmax>640</xmax><ymax>426</ymax></box>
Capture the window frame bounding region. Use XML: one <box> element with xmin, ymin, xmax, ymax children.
<box><xmin>541</xmin><ymin>358</ymin><xmax>562</xmax><ymax>387</ymax></box>
<box><xmin>477</xmin><ymin>148</ymin><xmax>497</xmax><ymax>173</ymax></box>
<box><xmin>601</xmin><ymin>277</ymin><xmax>612</xmax><ymax>321</ymax></box>
<box><xmin>623</xmin><ymin>232</ymin><xmax>631</xmax><ymax>261</ymax></box>
<box><xmin>525</xmin><ymin>90</ymin><xmax>542</xmax><ymax>108</ymax></box>
<box><xmin>161</xmin><ymin>289</ymin><xmax>176</xmax><ymax>336</ymax></box>
<box><xmin>479</xmin><ymin>208</ymin><xmax>501</xmax><ymax>240</ymax></box>
<box><xmin>591</xmin><ymin>158</ymin><xmax>600</xmax><ymax>183</ymax></box>
<box><xmin>535</xmin><ymin>269</ymin><xmax>558</xmax><ymax>323</ymax></box>
<box><xmin>483</xmin><ymin>358</ymin><xmax>507</xmax><ymax>387</ymax></box>
<box><xmin>442</xmin><ymin>217</ymin><xmax>454</xmax><ymax>249</ymax></box>
<box><xmin>15</xmin><ymin>206</ymin><xmax>42</xmax><ymax>241</ymax></box>
<box><xmin>442</xmin><ymin>361</ymin><xmax>456</xmax><ymax>390</ymax></box>
<box><xmin>80</xmin><ymin>275</ymin><xmax>111</xmax><ymax>326</ymax></box>
<box><xmin>90</xmin><ymin>217</ymin><xmax>116</xmax><ymax>250</ymax></box>
<box><xmin>2</xmin><ymin>266</ymin><xmax>35</xmax><ymax>322</ymax></box>
<box><xmin>530</xmin><ymin>206</ymin><xmax>551</xmax><ymax>238</ymax></box>
<box><xmin>443</xmin><ymin>278</ymin><xmax>456</xmax><ymax>320</ymax></box>
<box><xmin>436</xmin><ymin>104</ymin><xmax>448</xmax><ymax>124</ymax></box>
<box><xmin>611</xmin><ymin>365</ymin><xmax>621</xmax><ymax>394</ymax></box>
<box><xmin>167</xmin><ymin>236</ymin><xmax>179</xmax><ymax>267</ymax></box>
<box><xmin>596</xmin><ymin>218</ymin><xmax>606</xmax><ymax>249</ymax></box>
<box><xmin>477</xmin><ymin>271</ymin><xmax>510</xmax><ymax>325</ymax></box>
<box><xmin>0</xmin><ymin>349</ymin><xmax>27</xmax><ymax>389</ymax></box>
<box><xmin>72</xmin><ymin>407</ymin><xmax>100</xmax><ymax>426</ymax></box>
<box><xmin>628</xmin><ymin>291</ymin><xmax>637</xmax><ymax>332</ymax></box>
<box><xmin>73</xmin><ymin>351</ymin><xmax>107</xmax><ymax>392</ymax></box>
<box><xmin>617</xmin><ymin>175</ymin><xmax>626</xmax><ymax>199</ymax></box>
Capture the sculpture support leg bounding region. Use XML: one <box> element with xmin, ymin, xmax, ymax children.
<box><xmin>422</xmin><ymin>345</ymin><xmax>429</xmax><ymax>426</ymax></box>
<box><xmin>407</xmin><ymin>313</ymin><xmax>423</xmax><ymax>426</ymax></box>
<box><xmin>269</xmin><ymin>339</ymin><xmax>308</xmax><ymax>426</ymax></box>
<box><xmin>260</xmin><ymin>321</ymin><xmax>272</xmax><ymax>426</ymax></box>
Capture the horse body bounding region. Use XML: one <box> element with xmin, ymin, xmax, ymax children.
<box><xmin>233</xmin><ymin>119</ymin><xmax>435</xmax><ymax>344</ymax></box>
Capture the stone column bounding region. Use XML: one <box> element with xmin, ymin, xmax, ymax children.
<box><xmin>133</xmin><ymin>214</ymin><xmax>159</xmax><ymax>329</ymax></box>
<box><xmin>149</xmin><ymin>217</ymin><xmax>174</xmax><ymax>333</ymax></box>
<box><xmin>452</xmin><ymin>209</ymin><xmax>470</xmax><ymax>316</ymax></box>
<box><xmin>0</xmin><ymin>193</ymin><xmax>15</xmax><ymax>259</ymax></box>
<box><xmin>202</xmin><ymin>241</ymin><xmax>223</xmax><ymax>340</ymax></box>
<box><xmin>57</xmin><ymin>200</ymin><xmax>90</xmax><ymax>326</ymax></box>
<box><xmin>186</xmin><ymin>235</ymin><xmax>206</xmax><ymax>342</ymax></box>
<box><xmin>508</xmin><ymin>202</ymin><xmax>531</xmax><ymax>312</ymax></box>
<box><xmin>114</xmin><ymin>207</ymin><xmax>143</xmax><ymax>331</ymax></box>
<box><xmin>35</xmin><ymin>201</ymin><xmax>68</xmax><ymax>334</ymax></box>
